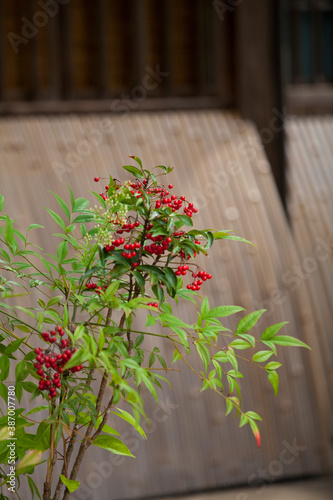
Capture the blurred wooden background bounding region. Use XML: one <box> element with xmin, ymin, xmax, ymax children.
<box><xmin>0</xmin><ymin>110</ymin><xmax>332</xmax><ymax>499</ymax></box>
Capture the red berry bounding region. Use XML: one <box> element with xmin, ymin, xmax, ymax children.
<box><xmin>168</xmin><ymin>184</ymin><xmax>173</xmax><ymax>189</ymax></box>
<box><xmin>94</xmin><ymin>177</ymin><xmax>99</xmax><ymax>182</ymax></box>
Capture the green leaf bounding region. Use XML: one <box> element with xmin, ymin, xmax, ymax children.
<box><xmin>73</xmin><ymin>197</ymin><xmax>90</xmax><ymax>212</ymax></box>
<box><xmin>239</xmin><ymin>414</ymin><xmax>249</xmax><ymax>427</ymax></box>
<box><xmin>0</xmin><ymin>426</ymin><xmax>11</xmax><ymax>440</ymax></box>
<box><xmin>15</xmin><ymin>306</ymin><xmax>37</xmax><ymax>320</ymax></box>
<box><xmin>236</xmin><ymin>309</ymin><xmax>266</xmax><ymax>334</ymax></box>
<box><xmin>270</xmin><ymin>335</ymin><xmax>311</xmax><ymax>349</ymax></box>
<box><xmin>25</xmin><ymin>405</ymin><xmax>48</xmax><ymax>416</ymax></box>
<box><xmin>73</xmin><ymin>213</ymin><xmax>95</xmax><ymax>224</ymax></box>
<box><xmin>16</xmin><ymin>324</ymin><xmax>30</xmax><ymax>333</ymax></box>
<box><xmin>227</xmin><ymin>369</ymin><xmax>243</xmax><ymax>378</ymax></box>
<box><xmin>213</xmin><ymin>231</ymin><xmax>255</xmax><ymax>246</ymax></box>
<box><xmin>63</xmin><ymin>305</ymin><xmax>69</xmax><ymax>328</ymax></box>
<box><xmin>260</xmin><ymin>322</ymin><xmax>289</xmax><ymax>341</ymax></box>
<box><xmin>204</xmin><ymin>305</ymin><xmax>244</xmax><ymax>319</ymax></box>
<box><xmin>63</xmin><ymin>349</ymin><xmax>89</xmax><ymax>370</ymax></box>
<box><xmin>175</xmin><ymin>214</ymin><xmax>193</xmax><ymax>227</ymax></box>
<box><xmin>235</xmin><ymin>333</ymin><xmax>256</xmax><ymax>348</ymax></box>
<box><xmin>229</xmin><ymin>339</ymin><xmax>251</xmax><ymax>350</ymax></box>
<box><xmin>27</xmin><ymin>475</ymin><xmax>42</xmax><ymax>499</ymax></box>
<box><xmin>252</xmin><ymin>350</ymin><xmax>274</xmax><ymax>363</ymax></box>
<box><xmin>45</xmin><ymin>208</ymin><xmax>66</xmax><ymax>230</ymax></box>
<box><xmin>57</xmin><ymin>240</ymin><xmax>68</xmax><ymax>263</ymax></box>
<box><xmin>51</xmin><ymin>192</ymin><xmax>71</xmax><ymax>221</ymax></box>
<box><xmin>265</xmin><ymin>361</ymin><xmax>282</xmax><ymax>371</ymax></box>
<box><xmin>172</xmin><ymin>349</ymin><xmax>182</xmax><ymax>363</ymax></box>
<box><xmin>0</xmin><ymin>194</ymin><xmax>4</xmax><ymax>212</ymax></box>
<box><xmin>163</xmin><ymin>267</ymin><xmax>178</xmax><ymax>289</ymax></box>
<box><xmin>15</xmin><ymin>360</ymin><xmax>28</xmax><ymax>382</ymax></box>
<box><xmin>105</xmin><ymin>281</ymin><xmax>120</xmax><ymax>300</ymax></box>
<box><xmin>60</xmin><ymin>475</ymin><xmax>80</xmax><ymax>493</ymax></box>
<box><xmin>212</xmin><ymin>350</ymin><xmax>228</xmax><ymax>363</ymax></box>
<box><xmin>34</xmin><ymin>421</ymin><xmax>51</xmax><ymax>450</ymax></box>
<box><xmin>93</xmin><ymin>435</ymin><xmax>135</xmax><ymax>456</ymax></box>
<box><xmin>195</xmin><ymin>342</ymin><xmax>211</xmax><ymax>372</ymax></box>
<box><xmin>17</xmin><ymin>449</ymin><xmax>43</xmax><ymax>470</ymax></box>
<box><xmin>168</xmin><ymin>327</ymin><xmax>188</xmax><ymax>347</ymax></box>
<box><xmin>122</xmin><ymin>165</ymin><xmax>145</xmax><ymax>178</ymax></box>
<box><xmin>249</xmin><ymin>419</ymin><xmax>261</xmax><ymax>447</ymax></box>
<box><xmin>225</xmin><ymin>398</ymin><xmax>233</xmax><ymax>416</ymax></box>
<box><xmin>80</xmin><ymin>223</ymin><xmax>87</xmax><ymax>236</ymax></box>
<box><xmin>131</xmin><ymin>270</ymin><xmax>145</xmax><ymax>292</ymax></box>
<box><xmin>27</xmin><ymin>223</ymin><xmax>44</xmax><ymax>232</ymax></box>
<box><xmin>0</xmin><ymin>383</ymin><xmax>8</xmax><ymax>402</ymax></box>
<box><xmin>102</xmin><ymin>424</ymin><xmax>120</xmax><ymax>436</ymax></box>
<box><xmin>112</xmin><ymin>408</ymin><xmax>146</xmax><ymax>439</ymax></box>
<box><xmin>129</xmin><ymin>155</ymin><xmax>143</xmax><ymax>169</ymax></box>
<box><xmin>157</xmin><ymin>354</ymin><xmax>167</xmax><ymax>371</ymax></box>
<box><xmin>201</xmin><ymin>296</ymin><xmax>210</xmax><ymax>317</ymax></box>
<box><xmin>246</xmin><ymin>411</ymin><xmax>262</xmax><ymax>421</ymax></box>
<box><xmin>5</xmin><ymin>216</ymin><xmax>14</xmax><ymax>243</ymax></box>
<box><xmin>226</xmin><ymin>348</ymin><xmax>238</xmax><ymax>371</ymax></box>
<box><xmin>47</xmin><ymin>296</ymin><xmax>62</xmax><ymax>308</ymax></box>
<box><xmin>261</xmin><ymin>340</ymin><xmax>277</xmax><ymax>355</ymax></box>
<box><xmin>146</xmin><ymin>314</ymin><xmax>156</xmax><ymax>327</ymax></box>
<box><xmin>268</xmin><ymin>370</ymin><xmax>279</xmax><ymax>396</ymax></box>
<box><xmin>4</xmin><ymin>337</ymin><xmax>25</xmax><ymax>355</ymax></box>
<box><xmin>158</xmin><ymin>313</ymin><xmax>190</xmax><ymax>329</ymax></box>
<box><xmin>98</xmin><ymin>328</ymin><xmax>105</xmax><ymax>351</ymax></box>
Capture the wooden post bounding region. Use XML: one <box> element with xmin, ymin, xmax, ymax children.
<box><xmin>235</xmin><ymin>0</ymin><xmax>287</xmax><ymax>209</ymax></box>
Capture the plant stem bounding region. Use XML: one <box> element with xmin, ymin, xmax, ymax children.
<box><xmin>53</xmin><ymin>422</ymin><xmax>79</xmax><ymax>500</ymax></box>
<box><xmin>61</xmin><ymin>308</ymin><xmax>118</xmax><ymax>500</ymax></box>
<box><xmin>61</xmin><ymin>371</ymin><xmax>109</xmax><ymax>500</ymax></box>
<box><xmin>43</xmin><ymin>405</ymin><xmax>57</xmax><ymax>500</ymax></box>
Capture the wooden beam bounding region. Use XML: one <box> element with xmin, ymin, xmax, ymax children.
<box><xmin>0</xmin><ymin>96</ymin><xmax>225</xmax><ymax>115</ymax></box>
<box><xmin>286</xmin><ymin>83</ymin><xmax>333</xmax><ymax>114</ymax></box>
<box><xmin>58</xmin><ymin>2</ymin><xmax>73</xmax><ymax>99</ymax></box>
<box><xmin>161</xmin><ymin>0</ymin><xmax>172</xmax><ymax>95</ymax></box>
<box><xmin>97</xmin><ymin>0</ymin><xmax>109</xmax><ymax>97</ymax></box>
<box><xmin>133</xmin><ymin>0</ymin><xmax>148</xmax><ymax>84</ymax></box>
<box><xmin>235</xmin><ymin>0</ymin><xmax>287</xmax><ymax>209</ymax></box>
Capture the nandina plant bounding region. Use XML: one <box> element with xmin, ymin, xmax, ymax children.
<box><xmin>0</xmin><ymin>157</ymin><xmax>310</xmax><ymax>500</ymax></box>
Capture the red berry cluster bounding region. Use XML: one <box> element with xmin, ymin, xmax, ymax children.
<box><xmin>34</xmin><ymin>326</ymin><xmax>83</xmax><ymax>400</ymax></box>
<box><xmin>147</xmin><ymin>302</ymin><xmax>158</xmax><ymax>308</ymax></box>
<box><xmin>144</xmin><ymin>233</ymin><xmax>172</xmax><ymax>256</ymax></box>
<box><xmin>186</xmin><ymin>270</ymin><xmax>212</xmax><ymax>291</ymax></box>
<box><xmin>175</xmin><ymin>264</ymin><xmax>189</xmax><ymax>276</ymax></box>
<box><xmin>116</xmin><ymin>221</ymin><xmax>140</xmax><ymax>234</ymax></box>
<box><xmin>104</xmin><ymin>237</ymin><xmax>125</xmax><ymax>252</ymax></box>
<box><xmin>86</xmin><ymin>282</ymin><xmax>109</xmax><ymax>294</ymax></box>
<box><xmin>86</xmin><ymin>282</ymin><xmax>97</xmax><ymax>290</ymax></box>
<box><xmin>91</xmin><ymin>174</ymin><xmax>213</xmax><ymax>297</ymax></box>
<box><xmin>122</xmin><ymin>242</ymin><xmax>141</xmax><ymax>259</ymax></box>
<box><xmin>95</xmin><ymin>177</ymin><xmax>198</xmax><ymax>218</ymax></box>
